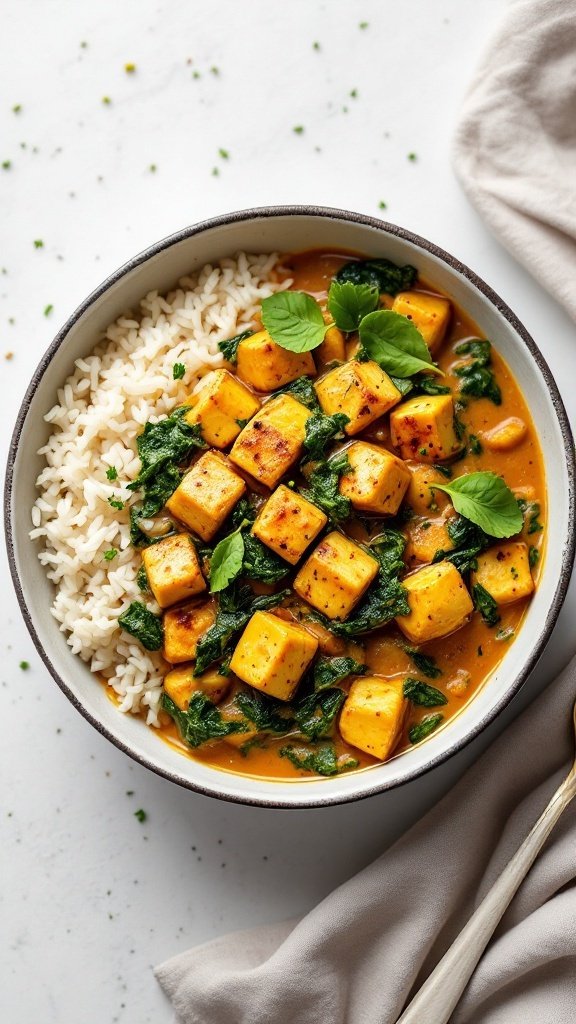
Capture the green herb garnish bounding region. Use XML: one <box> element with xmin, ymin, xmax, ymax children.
<box><xmin>359</xmin><ymin>310</ymin><xmax>442</xmax><ymax>379</ymax></box>
<box><xmin>313</xmin><ymin>656</ymin><xmax>367</xmax><ymax>691</ymax></box>
<box><xmin>108</xmin><ymin>497</ymin><xmax>125</xmax><ymax>510</ymax></box>
<box><xmin>431</xmin><ymin>472</ymin><xmax>523</xmax><ymax>539</ymax></box>
<box><xmin>472</xmin><ymin>583</ymin><xmax>500</xmax><ymax>626</ymax></box>
<box><xmin>529</xmin><ymin>545</ymin><xmax>540</xmax><ymax>568</ymax></box>
<box><xmin>172</xmin><ymin>362</ymin><xmax>186</xmax><ymax>380</ymax></box>
<box><xmin>261</xmin><ymin>291</ymin><xmax>330</xmax><ymax>353</ymax></box>
<box><xmin>19</xmin><ymin>661</ymin><xmax>30</xmax><ymax>670</ymax></box>
<box><xmin>218</xmin><ymin>328</ymin><xmax>253</xmax><ymax>364</ymax></box>
<box><xmin>43</xmin><ymin>304</ymin><xmax>53</xmax><ymax>317</ymax></box>
<box><xmin>518</xmin><ymin>499</ymin><xmax>543</xmax><ymax>535</ymax></box>
<box><xmin>33</xmin><ymin>239</ymin><xmax>44</xmax><ymax>249</ymax></box>
<box><xmin>409</xmin><ymin>713</ymin><xmax>444</xmax><ymax>744</ymax></box>
<box><xmin>103</xmin><ymin>548</ymin><xmax>118</xmax><ymax>561</ymax></box>
<box><xmin>327</xmin><ymin>280</ymin><xmax>379</xmax><ymax>332</ymax></box>
<box><xmin>134</xmin><ymin>808</ymin><xmax>147</xmax><ymax>822</ymax></box>
<box><xmin>403</xmin><ymin>647</ymin><xmax>442</xmax><ymax>679</ymax></box>
<box><xmin>118</xmin><ymin>601</ymin><xmax>163</xmax><ymax>651</ymax></box>
<box><xmin>106</xmin><ymin>466</ymin><xmax>118</xmax><ymax>481</ymax></box>
<box><xmin>403</xmin><ymin>678</ymin><xmax>448</xmax><ymax>707</ymax></box>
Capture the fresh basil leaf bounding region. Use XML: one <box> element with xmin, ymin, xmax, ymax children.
<box><xmin>403</xmin><ymin>647</ymin><xmax>442</xmax><ymax>679</ymax></box>
<box><xmin>335</xmin><ymin>258</ymin><xmax>417</xmax><ymax>295</ymax></box>
<box><xmin>162</xmin><ymin>692</ymin><xmax>245</xmax><ymax>748</ymax></box>
<box><xmin>303</xmin><ymin>411</ymin><xmax>349</xmax><ymax>461</ymax></box>
<box><xmin>403</xmin><ymin>677</ymin><xmax>448</xmax><ymax>707</ymax></box>
<box><xmin>327</xmin><ymin>280</ymin><xmax>379</xmax><ymax>332</ymax></box>
<box><xmin>209</xmin><ymin>528</ymin><xmax>245</xmax><ymax>593</ymax></box>
<box><xmin>118</xmin><ymin>601</ymin><xmax>163</xmax><ymax>651</ymax></box>
<box><xmin>261</xmin><ymin>291</ymin><xmax>329</xmax><ymax>353</ymax></box>
<box><xmin>359</xmin><ymin>310</ymin><xmax>442</xmax><ymax>378</ymax></box>
<box><xmin>279</xmin><ymin>743</ymin><xmax>359</xmax><ymax>777</ymax></box>
<box><xmin>431</xmin><ymin>472</ymin><xmax>523</xmax><ymax>539</ymax></box>
<box><xmin>409</xmin><ymin>713</ymin><xmax>444</xmax><ymax>744</ymax></box>
<box><xmin>472</xmin><ymin>583</ymin><xmax>501</xmax><ymax>627</ymax></box>
<box><xmin>218</xmin><ymin>329</ymin><xmax>253</xmax><ymax>364</ymax></box>
<box><xmin>313</xmin><ymin>656</ymin><xmax>367</xmax><ymax>691</ymax></box>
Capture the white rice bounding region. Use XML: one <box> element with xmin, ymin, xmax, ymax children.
<box><xmin>31</xmin><ymin>252</ymin><xmax>290</xmax><ymax>725</ymax></box>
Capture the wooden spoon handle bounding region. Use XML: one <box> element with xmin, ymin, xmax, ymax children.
<box><xmin>396</xmin><ymin>771</ymin><xmax>576</xmax><ymax>1024</ymax></box>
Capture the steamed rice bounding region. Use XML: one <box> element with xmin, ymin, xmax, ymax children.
<box><xmin>31</xmin><ymin>252</ymin><xmax>289</xmax><ymax>725</ymax></box>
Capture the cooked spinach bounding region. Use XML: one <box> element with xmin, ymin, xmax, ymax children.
<box><xmin>403</xmin><ymin>677</ymin><xmax>448</xmax><ymax>707</ymax></box>
<box><xmin>408</xmin><ymin>713</ymin><xmax>444</xmax><ymax>744</ymax></box>
<box><xmin>469</xmin><ymin>434</ymin><xmax>483</xmax><ymax>455</ymax></box>
<box><xmin>136</xmin><ymin>564</ymin><xmax>149</xmax><ymax>593</ymax></box>
<box><xmin>234</xmin><ymin>690</ymin><xmax>292</xmax><ymax>734</ymax></box>
<box><xmin>275</xmin><ymin>375</ymin><xmax>320</xmax><ymax>410</ymax></box>
<box><xmin>218</xmin><ymin>328</ymin><xmax>253</xmax><ymax>363</ymax></box>
<box><xmin>529</xmin><ymin>545</ymin><xmax>540</xmax><ymax>568</ymax></box>
<box><xmin>294</xmin><ymin>688</ymin><xmax>346</xmax><ymax>741</ymax></box>
<box><xmin>403</xmin><ymin>646</ymin><xmax>442</xmax><ymax>679</ymax></box>
<box><xmin>335</xmin><ymin>257</ymin><xmax>417</xmax><ymax>295</ymax></box>
<box><xmin>301</xmin><ymin>450</ymin><xmax>352</xmax><ymax>524</ymax></box>
<box><xmin>279</xmin><ymin>743</ymin><xmax>359</xmax><ymax>776</ymax></box>
<box><xmin>432</xmin><ymin>514</ymin><xmax>492</xmax><ymax>574</ymax></box>
<box><xmin>518</xmin><ymin>499</ymin><xmax>543</xmax><ymax>535</ymax></box>
<box><xmin>472</xmin><ymin>583</ymin><xmax>501</xmax><ymax>626</ymax></box>
<box><xmin>303</xmin><ymin>411</ymin><xmax>349</xmax><ymax>462</ymax></box>
<box><xmin>118</xmin><ymin>601</ymin><xmax>163</xmax><ymax>651</ymax></box>
<box><xmin>162</xmin><ymin>692</ymin><xmax>245</xmax><ymax>747</ymax></box>
<box><xmin>313</xmin><ymin>656</ymin><xmax>367</xmax><ymax>691</ymax></box>
<box><xmin>194</xmin><ymin>586</ymin><xmax>291</xmax><ymax>675</ymax></box>
<box><xmin>453</xmin><ymin>339</ymin><xmax>502</xmax><ymax>405</ymax></box>
<box><xmin>127</xmin><ymin>409</ymin><xmax>205</xmax><ymax>520</ymax></box>
<box><xmin>241</xmin><ymin>532</ymin><xmax>291</xmax><ymax>584</ymax></box>
<box><xmin>229</xmin><ymin>496</ymin><xmax>258</xmax><ymax>528</ymax></box>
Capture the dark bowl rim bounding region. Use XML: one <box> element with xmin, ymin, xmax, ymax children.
<box><xmin>4</xmin><ymin>203</ymin><xmax>575</xmax><ymax>809</ymax></box>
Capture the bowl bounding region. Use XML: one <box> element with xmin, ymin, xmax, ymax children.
<box><xmin>5</xmin><ymin>206</ymin><xmax>575</xmax><ymax>808</ymax></box>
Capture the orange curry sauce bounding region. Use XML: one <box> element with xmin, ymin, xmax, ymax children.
<box><xmin>126</xmin><ymin>249</ymin><xmax>545</xmax><ymax>780</ymax></box>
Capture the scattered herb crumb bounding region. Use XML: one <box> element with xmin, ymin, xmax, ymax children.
<box><xmin>108</xmin><ymin>497</ymin><xmax>125</xmax><ymax>510</ymax></box>
<box><xmin>408</xmin><ymin>152</ymin><xmax>417</xmax><ymax>161</ymax></box>
<box><xmin>210</xmin><ymin>65</ymin><xmax>220</xmax><ymax>75</ymax></box>
<box><xmin>12</xmin><ymin>104</ymin><xmax>22</xmax><ymax>113</ymax></box>
<box><xmin>211</xmin><ymin>166</ymin><xmax>219</xmax><ymax>177</ymax></box>
<box><xmin>192</xmin><ymin>70</ymin><xmax>201</xmax><ymax>79</ymax></box>
<box><xmin>149</xmin><ymin>163</ymin><xmax>157</xmax><ymax>173</ymax></box>
<box><xmin>106</xmin><ymin>466</ymin><xmax>118</xmax><ymax>481</ymax></box>
<box><xmin>124</xmin><ymin>62</ymin><xmax>136</xmax><ymax>73</ymax></box>
<box><xmin>80</xmin><ymin>41</ymin><xmax>88</xmax><ymax>48</ymax></box>
<box><xmin>312</xmin><ymin>41</ymin><xmax>320</xmax><ymax>50</ymax></box>
<box><xmin>218</xmin><ymin>148</ymin><xmax>229</xmax><ymax>160</ymax></box>
<box><xmin>134</xmin><ymin>808</ymin><xmax>147</xmax><ymax>823</ymax></box>
<box><xmin>172</xmin><ymin>362</ymin><xmax>186</xmax><ymax>380</ymax></box>
<box><xmin>350</xmin><ymin>88</ymin><xmax>358</xmax><ymax>98</ymax></box>
<box><xmin>43</xmin><ymin>304</ymin><xmax>53</xmax><ymax>317</ymax></box>
<box><xmin>19</xmin><ymin>661</ymin><xmax>30</xmax><ymax>670</ymax></box>
<box><xmin>102</xmin><ymin>96</ymin><xmax>112</xmax><ymax>105</ymax></box>
<box><xmin>2</xmin><ymin>161</ymin><xmax>12</xmax><ymax>170</ymax></box>
<box><xmin>359</xmin><ymin>21</ymin><xmax>369</xmax><ymax>29</ymax></box>
<box><xmin>33</xmin><ymin>239</ymin><xmax>44</xmax><ymax>248</ymax></box>
<box><xmin>378</xmin><ymin>200</ymin><xmax>387</xmax><ymax>209</ymax></box>
<box><xmin>103</xmin><ymin>548</ymin><xmax>118</xmax><ymax>561</ymax></box>
<box><xmin>292</xmin><ymin>125</ymin><xmax>304</xmax><ymax>134</ymax></box>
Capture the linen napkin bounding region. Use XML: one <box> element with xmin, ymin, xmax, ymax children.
<box><xmin>453</xmin><ymin>0</ymin><xmax>576</xmax><ymax>322</ymax></box>
<box><xmin>156</xmin><ymin>655</ymin><xmax>576</xmax><ymax>1024</ymax></box>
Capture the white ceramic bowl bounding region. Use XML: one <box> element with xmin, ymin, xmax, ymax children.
<box><xmin>5</xmin><ymin>206</ymin><xmax>575</xmax><ymax>807</ymax></box>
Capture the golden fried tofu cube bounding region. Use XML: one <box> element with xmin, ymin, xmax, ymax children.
<box><xmin>142</xmin><ymin>533</ymin><xmax>206</xmax><ymax>609</ymax></box>
<box><xmin>471</xmin><ymin>542</ymin><xmax>534</xmax><ymax>605</ymax></box>
<box><xmin>404</xmin><ymin>517</ymin><xmax>454</xmax><ymax>566</ymax></box>
<box><xmin>339</xmin><ymin>441</ymin><xmax>411</xmax><ymax>516</ymax></box>
<box><xmin>229</xmin><ymin>611</ymin><xmax>318</xmax><ymax>701</ymax></box>
<box><xmin>166</xmin><ymin>450</ymin><xmax>246</xmax><ymax>541</ymax></box>
<box><xmin>315</xmin><ymin>360</ymin><xmax>401</xmax><ymax>436</ymax></box>
<box><xmin>406</xmin><ymin>463</ymin><xmax>451</xmax><ymax>513</ymax></box>
<box><xmin>396</xmin><ymin>562</ymin><xmax>473</xmax><ymax>643</ymax></box>
<box><xmin>315</xmin><ymin>325</ymin><xmax>346</xmax><ymax>369</ymax></box>
<box><xmin>236</xmin><ymin>330</ymin><xmax>316</xmax><ymax>392</ymax></box>
<box><xmin>163</xmin><ymin>600</ymin><xmax>216</xmax><ymax>664</ymax></box>
<box><xmin>183</xmin><ymin>369</ymin><xmax>260</xmax><ymax>448</ymax></box>
<box><xmin>252</xmin><ymin>485</ymin><xmax>327</xmax><ymax>565</ymax></box>
<box><xmin>163</xmin><ymin>664</ymin><xmax>230</xmax><ymax>710</ymax></box>
<box><xmin>294</xmin><ymin>531</ymin><xmax>379</xmax><ymax>620</ymax></box>
<box><xmin>390</xmin><ymin>395</ymin><xmax>463</xmax><ymax>463</ymax></box>
<box><xmin>229</xmin><ymin>394</ymin><xmax>311</xmax><ymax>489</ymax></box>
<box><xmin>392</xmin><ymin>291</ymin><xmax>451</xmax><ymax>353</ymax></box>
<box><xmin>340</xmin><ymin>677</ymin><xmax>407</xmax><ymax>760</ymax></box>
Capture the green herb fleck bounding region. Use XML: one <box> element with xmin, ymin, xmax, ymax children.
<box><xmin>108</xmin><ymin>497</ymin><xmax>125</xmax><ymax>510</ymax></box>
<box><xmin>172</xmin><ymin>362</ymin><xmax>186</xmax><ymax>380</ymax></box>
<box><xmin>210</xmin><ymin>65</ymin><xmax>220</xmax><ymax>75</ymax></box>
<box><xmin>529</xmin><ymin>545</ymin><xmax>540</xmax><ymax>568</ymax></box>
<box><xmin>359</xmin><ymin>21</ymin><xmax>369</xmax><ymax>29</ymax></box>
<box><xmin>409</xmin><ymin>713</ymin><xmax>443</xmax><ymax>744</ymax></box>
<box><xmin>469</xmin><ymin>434</ymin><xmax>483</xmax><ymax>455</ymax></box>
<box><xmin>312</xmin><ymin>40</ymin><xmax>320</xmax><ymax>50</ymax></box>
<box><xmin>404</xmin><ymin>647</ymin><xmax>442</xmax><ymax>679</ymax></box>
<box><xmin>2</xmin><ymin>160</ymin><xmax>11</xmax><ymax>170</ymax></box>
<box><xmin>408</xmin><ymin>152</ymin><xmax>417</xmax><ymax>161</ymax></box>
<box><xmin>292</xmin><ymin>125</ymin><xmax>304</xmax><ymax>134</ymax></box>
<box><xmin>103</xmin><ymin>548</ymin><xmax>118</xmax><ymax>562</ymax></box>
<box><xmin>403</xmin><ymin>678</ymin><xmax>448</xmax><ymax>707</ymax></box>
<box><xmin>106</xmin><ymin>466</ymin><xmax>118</xmax><ymax>481</ymax></box>
<box><xmin>134</xmin><ymin>808</ymin><xmax>147</xmax><ymax>822</ymax></box>
<box><xmin>102</xmin><ymin>96</ymin><xmax>112</xmax><ymax>105</ymax></box>
<box><xmin>218</xmin><ymin>148</ymin><xmax>229</xmax><ymax>159</ymax></box>
<box><xmin>33</xmin><ymin>239</ymin><xmax>44</xmax><ymax>248</ymax></box>
<box><xmin>313</xmin><ymin>656</ymin><xmax>367</xmax><ymax>691</ymax></box>
<box><xmin>495</xmin><ymin>627</ymin><xmax>515</xmax><ymax>642</ymax></box>
<box><xmin>149</xmin><ymin>163</ymin><xmax>157</xmax><ymax>173</ymax></box>
<box><xmin>12</xmin><ymin>104</ymin><xmax>22</xmax><ymax>113</ymax></box>
<box><xmin>43</xmin><ymin>304</ymin><xmax>53</xmax><ymax>317</ymax></box>
<box><xmin>124</xmin><ymin>62</ymin><xmax>136</xmax><ymax>73</ymax></box>
<box><xmin>19</xmin><ymin>660</ymin><xmax>30</xmax><ymax>670</ymax></box>
<box><xmin>378</xmin><ymin>200</ymin><xmax>387</xmax><ymax>209</ymax></box>
<box><xmin>218</xmin><ymin>328</ymin><xmax>252</xmax><ymax>364</ymax></box>
<box><xmin>136</xmin><ymin>564</ymin><xmax>149</xmax><ymax>592</ymax></box>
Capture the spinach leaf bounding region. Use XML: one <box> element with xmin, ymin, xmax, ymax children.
<box><xmin>389</xmin><ymin>376</ymin><xmax>414</xmax><ymax>398</ymax></box>
<box><xmin>403</xmin><ymin>677</ymin><xmax>448</xmax><ymax>707</ymax></box>
<box><xmin>234</xmin><ymin>690</ymin><xmax>293</xmax><ymax>734</ymax></box>
<box><xmin>210</xmin><ymin>527</ymin><xmax>245</xmax><ymax>593</ymax></box>
<box><xmin>472</xmin><ymin>583</ymin><xmax>501</xmax><ymax>627</ymax></box>
<box><xmin>194</xmin><ymin>587</ymin><xmax>290</xmax><ymax>675</ymax></box>
<box><xmin>431</xmin><ymin>472</ymin><xmax>523</xmax><ymax>539</ymax></box>
<box><xmin>241</xmin><ymin>532</ymin><xmax>291</xmax><ymax>584</ymax></box>
<box><xmin>327</xmin><ymin>280</ymin><xmax>379</xmax><ymax>332</ymax></box>
<box><xmin>303</xmin><ymin>411</ymin><xmax>349</xmax><ymax>462</ymax></box>
<box><xmin>127</xmin><ymin>409</ymin><xmax>205</xmax><ymax>518</ymax></box>
<box><xmin>261</xmin><ymin>291</ymin><xmax>330</xmax><ymax>353</ymax></box>
<box><xmin>518</xmin><ymin>499</ymin><xmax>543</xmax><ymax>535</ymax></box>
<box><xmin>469</xmin><ymin>434</ymin><xmax>483</xmax><ymax>456</ymax></box>
<box><xmin>218</xmin><ymin>328</ymin><xmax>253</xmax><ymax>363</ymax></box>
<box><xmin>275</xmin><ymin>375</ymin><xmax>320</xmax><ymax>410</ymax></box>
<box><xmin>301</xmin><ymin>450</ymin><xmax>352</xmax><ymax>524</ymax></box>
<box><xmin>403</xmin><ymin>647</ymin><xmax>442</xmax><ymax>679</ymax></box>
<box><xmin>229</xmin><ymin>496</ymin><xmax>258</xmax><ymax>528</ymax></box>
<box><xmin>413</xmin><ymin>377</ymin><xmax>452</xmax><ymax>396</ymax></box>
<box><xmin>136</xmin><ymin>564</ymin><xmax>149</xmax><ymax>593</ymax></box>
<box><xmin>279</xmin><ymin>743</ymin><xmax>359</xmax><ymax>777</ymax></box>
<box><xmin>359</xmin><ymin>310</ymin><xmax>442</xmax><ymax>378</ymax></box>
<box><xmin>294</xmin><ymin>688</ymin><xmax>346</xmax><ymax>741</ymax></box>
<box><xmin>118</xmin><ymin>601</ymin><xmax>163</xmax><ymax>651</ymax></box>
<box><xmin>432</xmin><ymin>514</ymin><xmax>492</xmax><ymax>574</ymax></box>
<box><xmin>313</xmin><ymin>656</ymin><xmax>367</xmax><ymax>691</ymax></box>
<box><xmin>529</xmin><ymin>545</ymin><xmax>540</xmax><ymax>568</ymax></box>
<box><xmin>130</xmin><ymin>506</ymin><xmax>153</xmax><ymax>548</ymax></box>
<box><xmin>454</xmin><ymin>339</ymin><xmax>501</xmax><ymax>405</ymax></box>
<box><xmin>335</xmin><ymin>257</ymin><xmax>417</xmax><ymax>295</ymax></box>
<box><xmin>161</xmin><ymin>692</ymin><xmax>245</xmax><ymax>748</ymax></box>
<box><xmin>408</xmin><ymin>713</ymin><xmax>444</xmax><ymax>744</ymax></box>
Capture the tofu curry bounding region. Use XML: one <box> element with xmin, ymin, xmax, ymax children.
<box><xmin>119</xmin><ymin>250</ymin><xmax>545</xmax><ymax>780</ymax></box>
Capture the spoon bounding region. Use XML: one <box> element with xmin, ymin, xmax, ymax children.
<box><xmin>396</xmin><ymin>699</ymin><xmax>576</xmax><ymax>1024</ymax></box>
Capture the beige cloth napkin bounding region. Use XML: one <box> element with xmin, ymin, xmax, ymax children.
<box><xmin>453</xmin><ymin>0</ymin><xmax>576</xmax><ymax>321</ymax></box>
<box><xmin>156</xmin><ymin>656</ymin><xmax>576</xmax><ymax>1023</ymax></box>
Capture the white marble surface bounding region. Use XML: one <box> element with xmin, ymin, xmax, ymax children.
<box><xmin>1</xmin><ymin>2</ymin><xmax>574</xmax><ymax>1021</ymax></box>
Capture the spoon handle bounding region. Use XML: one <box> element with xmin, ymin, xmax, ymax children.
<box><xmin>396</xmin><ymin>770</ymin><xmax>576</xmax><ymax>1024</ymax></box>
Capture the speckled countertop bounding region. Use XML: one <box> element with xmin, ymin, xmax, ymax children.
<box><xmin>1</xmin><ymin>2</ymin><xmax>575</xmax><ymax>1021</ymax></box>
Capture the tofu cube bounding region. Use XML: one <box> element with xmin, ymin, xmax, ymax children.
<box><xmin>315</xmin><ymin>360</ymin><xmax>401</xmax><ymax>436</ymax></box>
<box><xmin>482</xmin><ymin>417</ymin><xmax>527</xmax><ymax>452</ymax></box>
<box><xmin>396</xmin><ymin>562</ymin><xmax>474</xmax><ymax>643</ymax></box>
<box><xmin>339</xmin><ymin>441</ymin><xmax>411</xmax><ymax>516</ymax></box>
<box><xmin>392</xmin><ymin>291</ymin><xmax>451</xmax><ymax>353</ymax></box>
<box><xmin>404</xmin><ymin>517</ymin><xmax>454</xmax><ymax>566</ymax></box>
<box><xmin>183</xmin><ymin>369</ymin><xmax>260</xmax><ymax>448</ymax></box>
<box><xmin>252</xmin><ymin>485</ymin><xmax>327</xmax><ymax>565</ymax></box>
<box><xmin>339</xmin><ymin>677</ymin><xmax>407</xmax><ymax>760</ymax></box>
<box><xmin>163</xmin><ymin>664</ymin><xmax>230</xmax><ymax>710</ymax></box>
<box><xmin>142</xmin><ymin>533</ymin><xmax>206</xmax><ymax>609</ymax></box>
<box><xmin>166</xmin><ymin>450</ymin><xmax>246</xmax><ymax>541</ymax></box>
<box><xmin>163</xmin><ymin>600</ymin><xmax>216</xmax><ymax>664</ymax></box>
<box><xmin>315</xmin><ymin>325</ymin><xmax>346</xmax><ymax>369</ymax></box>
<box><xmin>229</xmin><ymin>611</ymin><xmax>318</xmax><ymax>701</ymax></box>
<box><xmin>406</xmin><ymin>463</ymin><xmax>451</xmax><ymax>513</ymax></box>
<box><xmin>471</xmin><ymin>542</ymin><xmax>534</xmax><ymax>605</ymax></box>
<box><xmin>390</xmin><ymin>395</ymin><xmax>463</xmax><ymax>463</ymax></box>
<box><xmin>293</xmin><ymin>531</ymin><xmax>379</xmax><ymax>620</ymax></box>
<box><xmin>229</xmin><ymin>394</ymin><xmax>311</xmax><ymax>489</ymax></box>
<box><xmin>237</xmin><ymin>330</ymin><xmax>316</xmax><ymax>392</ymax></box>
